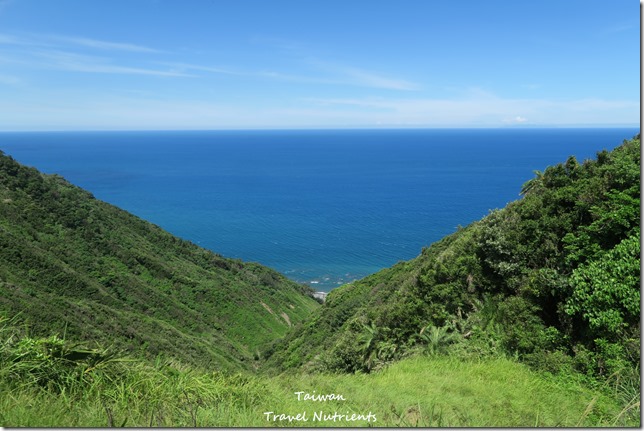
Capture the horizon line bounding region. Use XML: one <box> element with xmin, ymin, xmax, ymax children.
<box><xmin>0</xmin><ymin>124</ymin><xmax>640</xmax><ymax>133</ymax></box>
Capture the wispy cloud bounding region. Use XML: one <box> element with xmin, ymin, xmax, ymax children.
<box><xmin>0</xmin><ymin>94</ymin><xmax>250</xmax><ymax>130</ymax></box>
<box><xmin>159</xmin><ymin>62</ymin><xmax>251</xmax><ymax>77</ymax></box>
<box><xmin>306</xmin><ymin>58</ymin><xmax>421</xmax><ymax>91</ymax></box>
<box><xmin>0</xmin><ymin>32</ymin><xmax>160</xmax><ymax>53</ymax></box>
<box><xmin>1</xmin><ymin>31</ymin><xmax>420</xmax><ymax>90</ymax></box>
<box><xmin>160</xmin><ymin>61</ymin><xmax>342</xmax><ymax>85</ymax></box>
<box><xmin>0</xmin><ymin>89</ymin><xmax>638</xmax><ymax>131</ymax></box>
<box><xmin>0</xmin><ymin>32</ymin><xmax>181</xmax><ymax>77</ymax></box>
<box><xmin>333</xmin><ymin>66</ymin><xmax>420</xmax><ymax>91</ymax></box>
<box><xmin>305</xmin><ymin>92</ymin><xmax>639</xmax><ymax>126</ymax></box>
<box><xmin>47</xmin><ymin>35</ymin><xmax>161</xmax><ymax>53</ymax></box>
<box><xmin>35</xmin><ymin>50</ymin><xmax>193</xmax><ymax>77</ymax></box>
<box><xmin>164</xmin><ymin>59</ymin><xmax>420</xmax><ymax>90</ymax></box>
<box><xmin>599</xmin><ymin>22</ymin><xmax>636</xmax><ymax>35</ymax></box>
<box><xmin>239</xmin><ymin>36</ymin><xmax>421</xmax><ymax>91</ymax></box>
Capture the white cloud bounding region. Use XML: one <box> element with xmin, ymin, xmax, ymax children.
<box><xmin>160</xmin><ymin>60</ymin><xmax>418</xmax><ymax>90</ymax></box>
<box><xmin>34</xmin><ymin>50</ymin><xmax>193</xmax><ymax>77</ymax></box>
<box><xmin>1</xmin><ymin>90</ymin><xmax>637</xmax><ymax>131</ymax></box>
<box><xmin>338</xmin><ymin>66</ymin><xmax>421</xmax><ymax>91</ymax></box>
<box><xmin>0</xmin><ymin>96</ymin><xmax>242</xmax><ymax>130</ymax></box>
<box><xmin>304</xmin><ymin>93</ymin><xmax>638</xmax><ymax>127</ymax></box>
<box><xmin>599</xmin><ymin>22</ymin><xmax>636</xmax><ymax>35</ymax></box>
<box><xmin>48</xmin><ymin>35</ymin><xmax>161</xmax><ymax>53</ymax></box>
<box><xmin>0</xmin><ymin>32</ymin><xmax>160</xmax><ymax>53</ymax></box>
<box><xmin>161</xmin><ymin>62</ymin><xmax>244</xmax><ymax>76</ymax></box>
<box><xmin>1</xmin><ymin>31</ymin><xmax>420</xmax><ymax>91</ymax></box>
<box><xmin>160</xmin><ymin>61</ymin><xmax>345</xmax><ymax>86</ymax></box>
<box><xmin>0</xmin><ymin>32</ymin><xmax>180</xmax><ymax>77</ymax></box>
<box><xmin>505</xmin><ymin>116</ymin><xmax>528</xmax><ymax>124</ymax></box>
<box><xmin>251</xmin><ymin>36</ymin><xmax>420</xmax><ymax>91</ymax></box>
<box><xmin>305</xmin><ymin>58</ymin><xmax>421</xmax><ymax>91</ymax></box>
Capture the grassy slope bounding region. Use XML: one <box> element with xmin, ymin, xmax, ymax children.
<box><xmin>0</xmin><ymin>136</ymin><xmax>639</xmax><ymax>427</ymax></box>
<box><xmin>0</xmin><ymin>151</ymin><xmax>319</xmax><ymax>370</ymax></box>
<box><xmin>263</xmin><ymin>217</ymin><xmax>494</xmax><ymax>371</ymax></box>
<box><xmin>0</xmin><ymin>352</ymin><xmax>632</xmax><ymax>427</ymax></box>
<box><xmin>265</xmin><ymin>135</ymin><xmax>640</xmax><ymax>376</ymax></box>
<box><xmin>0</xmin><ymin>138</ymin><xmax>640</xmax><ymax>427</ymax></box>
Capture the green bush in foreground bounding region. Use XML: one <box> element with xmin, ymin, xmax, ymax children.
<box><xmin>0</xmin><ymin>322</ymin><xmax>638</xmax><ymax>427</ymax></box>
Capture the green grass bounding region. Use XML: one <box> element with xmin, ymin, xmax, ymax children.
<box><xmin>273</xmin><ymin>355</ymin><xmax>635</xmax><ymax>427</ymax></box>
<box><xmin>0</xmin><ymin>349</ymin><xmax>636</xmax><ymax>427</ymax></box>
<box><xmin>267</xmin><ymin>137</ymin><xmax>641</xmax><ymax>382</ymax></box>
<box><xmin>0</xmin><ymin>132</ymin><xmax>639</xmax><ymax>428</ymax></box>
<box><xmin>0</xmin><ymin>151</ymin><xmax>320</xmax><ymax>370</ymax></box>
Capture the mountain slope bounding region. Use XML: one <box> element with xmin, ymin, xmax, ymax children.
<box><xmin>265</xmin><ymin>135</ymin><xmax>640</xmax><ymax>379</ymax></box>
<box><xmin>0</xmin><ymin>151</ymin><xmax>320</xmax><ymax>370</ymax></box>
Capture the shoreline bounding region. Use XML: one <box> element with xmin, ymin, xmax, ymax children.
<box><xmin>312</xmin><ymin>291</ymin><xmax>328</xmax><ymax>302</ymax></box>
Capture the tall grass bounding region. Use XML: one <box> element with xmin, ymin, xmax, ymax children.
<box><xmin>0</xmin><ymin>320</ymin><xmax>638</xmax><ymax>427</ymax></box>
<box><xmin>276</xmin><ymin>355</ymin><xmax>634</xmax><ymax>427</ymax></box>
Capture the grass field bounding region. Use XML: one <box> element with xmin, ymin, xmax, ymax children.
<box><xmin>1</xmin><ymin>349</ymin><xmax>637</xmax><ymax>427</ymax></box>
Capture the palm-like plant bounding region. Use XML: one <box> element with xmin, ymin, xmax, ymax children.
<box><xmin>520</xmin><ymin>170</ymin><xmax>544</xmax><ymax>195</ymax></box>
<box><xmin>419</xmin><ymin>324</ymin><xmax>458</xmax><ymax>356</ymax></box>
<box><xmin>358</xmin><ymin>322</ymin><xmax>379</xmax><ymax>371</ymax></box>
<box><xmin>357</xmin><ymin>321</ymin><xmax>394</xmax><ymax>372</ymax></box>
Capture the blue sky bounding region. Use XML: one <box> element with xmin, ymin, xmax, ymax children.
<box><xmin>0</xmin><ymin>0</ymin><xmax>639</xmax><ymax>130</ymax></box>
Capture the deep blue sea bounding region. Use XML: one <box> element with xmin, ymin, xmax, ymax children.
<box><xmin>1</xmin><ymin>128</ymin><xmax>638</xmax><ymax>290</ymax></box>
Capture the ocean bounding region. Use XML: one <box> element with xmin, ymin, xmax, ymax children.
<box><xmin>0</xmin><ymin>128</ymin><xmax>638</xmax><ymax>291</ymax></box>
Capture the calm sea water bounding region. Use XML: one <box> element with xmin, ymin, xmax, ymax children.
<box><xmin>0</xmin><ymin>128</ymin><xmax>637</xmax><ymax>290</ymax></box>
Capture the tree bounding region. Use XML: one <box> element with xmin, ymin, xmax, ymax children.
<box><xmin>565</xmin><ymin>233</ymin><xmax>640</xmax><ymax>338</ymax></box>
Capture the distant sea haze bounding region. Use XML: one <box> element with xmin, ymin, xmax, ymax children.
<box><xmin>2</xmin><ymin>128</ymin><xmax>637</xmax><ymax>291</ymax></box>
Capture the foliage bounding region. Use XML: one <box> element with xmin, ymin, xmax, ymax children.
<box><xmin>0</xmin><ymin>320</ymin><xmax>635</xmax><ymax>427</ymax></box>
<box><xmin>0</xmin><ymin>316</ymin><xmax>125</xmax><ymax>394</ymax></box>
<box><xmin>0</xmin><ymin>134</ymin><xmax>640</xmax><ymax>427</ymax></box>
<box><xmin>419</xmin><ymin>324</ymin><xmax>458</xmax><ymax>356</ymax></box>
<box><xmin>565</xmin><ymin>233</ymin><xmax>640</xmax><ymax>338</ymax></box>
<box><xmin>266</xmin><ymin>134</ymin><xmax>640</xmax><ymax>393</ymax></box>
<box><xmin>0</xmin><ymin>150</ymin><xmax>319</xmax><ymax>369</ymax></box>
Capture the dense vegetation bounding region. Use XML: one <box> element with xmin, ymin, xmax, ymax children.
<box><xmin>0</xmin><ymin>316</ymin><xmax>631</xmax><ymax>427</ymax></box>
<box><xmin>0</xmin><ymin>135</ymin><xmax>639</xmax><ymax>427</ymax></box>
<box><xmin>265</xmin><ymin>136</ymin><xmax>640</xmax><ymax>388</ymax></box>
<box><xmin>0</xmin><ymin>150</ymin><xmax>320</xmax><ymax>370</ymax></box>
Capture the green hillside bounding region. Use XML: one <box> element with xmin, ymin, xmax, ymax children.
<box><xmin>0</xmin><ymin>135</ymin><xmax>639</xmax><ymax>427</ymax></box>
<box><xmin>265</xmin><ymin>135</ymin><xmax>640</xmax><ymax>384</ymax></box>
<box><xmin>0</xmin><ymin>151</ymin><xmax>320</xmax><ymax>370</ymax></box>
